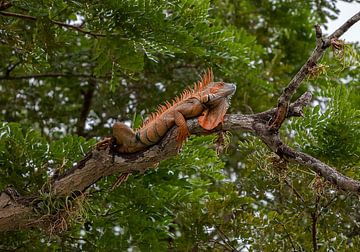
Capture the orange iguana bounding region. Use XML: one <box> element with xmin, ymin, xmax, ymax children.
<box><xmin>112</xmin><ymin>70</ymin><xmax>236</xmax><ymax>153</ymax></box>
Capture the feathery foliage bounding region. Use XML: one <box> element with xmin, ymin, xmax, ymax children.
<box><xmin>1</xmin><ymin>0</ymin><xmax>360</xmax><ymax>250</ymax></box>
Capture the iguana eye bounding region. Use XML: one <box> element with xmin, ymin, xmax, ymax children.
<box><xmin>200</xmin><ymin>94</ymin><xmax>211</xmax><ymax>104</ymax></box>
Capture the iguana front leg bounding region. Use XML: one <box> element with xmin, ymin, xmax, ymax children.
<box><xmin>96</xmin><ymin>137</ymin><xmax>112</xmax><ymax>150</ymax></box>
<box><xmin>174</xmin><ymin>110</ymin><xmax>190</xmax><ymax>145</ymax></box>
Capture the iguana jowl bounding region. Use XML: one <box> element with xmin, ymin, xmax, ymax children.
<box><xmin>112</xmin><ymin>70</ymin><xmax>236</xmax><ymax>153</ymax></box>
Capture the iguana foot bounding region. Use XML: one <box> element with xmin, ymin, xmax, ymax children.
<box><xmin>96</xmin><ymin>137</ymin><xmax>112</xmax><ymax>150</ymax></box>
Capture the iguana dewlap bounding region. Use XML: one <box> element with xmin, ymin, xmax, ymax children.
<box><xmin>112</xmin><ymin>70</ymin><xmax>236</xmax><ymax>153</ymax></box>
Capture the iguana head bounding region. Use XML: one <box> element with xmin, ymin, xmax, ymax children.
<box><xmin>197</xmin><ymin>81</ymin><xmax>236</xmax><ymax>130</ymax></box>
<box><xmin>199</xmin><ymin>81</ymin><xmax>236</xmax><ymax>105</ymax></box>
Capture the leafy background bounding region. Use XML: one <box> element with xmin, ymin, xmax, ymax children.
<box><xmin>0</xmin><ymin>0</ymin><xmax>359</xmax><ymax>250</ymax></box>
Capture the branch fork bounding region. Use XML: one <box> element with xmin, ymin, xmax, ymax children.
<box><xmin>269</xmin><ymin>10</ymin><xmax>360</xmax><ymax>129</ymax></box>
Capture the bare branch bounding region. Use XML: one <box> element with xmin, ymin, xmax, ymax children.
<box><xmin>281</xmin><ymin>146</ymin><xmax>360</xmax><ymax>193</ymax></box>
<box><xmin>269</xmin><ymin>11</ymin><xmax>360</xmax><ymax>130</ymax></box>
<box><xmin>329</xmin><ymin>11</ymin><xmax>360</xmax><ymax>40</ymax></box>
<box><xmin>0</xmin><ymin>10</ymin><xmax>36</xmax><ymax>21</ymax></box>
<box><xmin>284</xmin><ymin>179</ymin><xmax>305</xmax><ymax>203</ymax></box>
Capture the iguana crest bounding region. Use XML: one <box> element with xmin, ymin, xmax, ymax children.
<box><xmin>112</xmin><ymin>69</ymin><xmax>236</xmax><ymax>153</ymax></box>
<box><xmin>140</xmin><ymin>70</ymin><xmax>214</xmax><ymax>129</ymax></box>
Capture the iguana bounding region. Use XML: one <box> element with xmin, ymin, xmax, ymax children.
<box><xmin>112</xmin><ymin>69</ymin><xmax>236</xmax><ymax>153</ymax></box>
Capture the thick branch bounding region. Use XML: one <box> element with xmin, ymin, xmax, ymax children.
<box><xmin>56</xmin><ymin>92</ymin><xmax>315</xmax><ymax>196</ymax></box>
<box><xmin>50</xmin><ymin>91</ymin><xmax>312</xmax><ymax>195</ymax></box>
<box><xmin>52</xmin><ymin>113</ymin><xmax>255</xmax><ymax>196</ymax></box>
<box><xmin>0</xmin><ymin>191</ymin><xmax>32</xmax><ymax>231</ymax></box>
<box><xmin>283</xmin><ymin>147</ymin><xmax>360</xmax><ymax>193</ymax></box>
<box><xmin>0</xmin><ymin>91</ymin><xmax>358</xmax><ymax>231</ymax></box>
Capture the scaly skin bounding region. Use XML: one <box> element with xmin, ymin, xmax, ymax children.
<box><xmin>112</xmin><ymin>70</ymin><xmax>236</xmax><ymax>153</ymax></box>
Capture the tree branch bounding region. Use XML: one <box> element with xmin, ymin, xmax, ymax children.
<box><xmin>269</xmin><ymin>11</ymin><xmax>360</xmax><ymax>130</ymax></box>
<box><xmin>329</xmin><ymin>11</ymin><xmax>360</xmax><ymax>40</ymax></box>
<box><xmin>281</xmin><ymin>146</ymin><xmax>360</xmax><ymax>193</ymax></box>
<box><xmin>4</xmin><ymin>61</ymin><xmax>21</xmax><ymax>77</ymax></box>
<box><xmin>50</xmin><ymin>90</ymin><xmax>312</xmax><ymax>196</ymax></box>
<box><xmin>0</xmin><ymin>91</ymin><xmax>358</xmax><ymax>231</ymax></box>
<box><xmin>76</xmin><ymin>79</ymin><xmax>96</xmax><ymax>136</ymax></box>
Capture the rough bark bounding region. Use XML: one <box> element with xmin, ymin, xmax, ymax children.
<box><xmin>0</xmin><ymin>192</ymin><xmax>32</xmax><ymax>231</ymax></box>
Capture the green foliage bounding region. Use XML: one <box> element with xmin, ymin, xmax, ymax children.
<box><xmin>289</xmin><ymin>85</ymin><xmax>360</xmax><ymax>169</ymax></box>
<box><xmin>63</xmin><ymin>136</ymin><xmax>242</xmax><ymax>251</ymax></box>
<box><xmin>0</xmin><ymin>122</ymin><xmax>95</xmax><ymax>193</ymax></box>
<box><xmin>0</xmin><ymin>122</ymin><xmax>48</xmax><ymax>193</ymax></box>
<box><xmin>1</xmin><ymin>0</ymin><xmax>360</xmax><ymax>251</ymax></box>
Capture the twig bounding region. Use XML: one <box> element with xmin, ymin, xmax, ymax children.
<box><xmin>284</xmin><ymin>179</ymin><xmax>305</xmax><ymax>203</ymax></box>
<box><xmin>215</xmin><ymin>227</ymin><xmax>239</xmax><ymax>252</ymax></box>
<box><xmin>311</xmin><ymin>195</ymin><xmax>320</xmax><ymax>251</ymax></box>
<box><xmin>318</xmin><ymin>194</ymin><xmax>338</xmax><ymax>218</ymax></box>
<box><xmin>0</xmin><ymin>72</ymin><xmax>110</xmax><ymax>80</ymax></box>
<box><xmin>65</xmin><ymin>235</ymin><xmax>98</xmax><ymax>248</ymax></box>
<box><xmin>277</xmin><ymin>220</ymin><xmax>297</xmax><ymax>251</ymax></box>
<box><xmin>209</xmin><ymin>239</ymin><xmax>233</xmax><ymax>251</ymax></box>
<box><xmin>111</xmin><ymin>173</ymin><xmax>131</xmax><ymax>190</ymax></box>
<box><xmin>0</xmin><ymin>11</ymin><xmax>108</xmax><ymax>38</ymax></box>
<box><xmin>5</xmin><ymin>61</ymin><xmax>21</xmax><ymax>77</ymax></box>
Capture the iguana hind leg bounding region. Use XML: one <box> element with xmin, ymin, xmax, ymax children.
<box><xmin>112</xmin><ymin>122</ymin><xmax>136</xmax><ymax>152</ymax></box>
